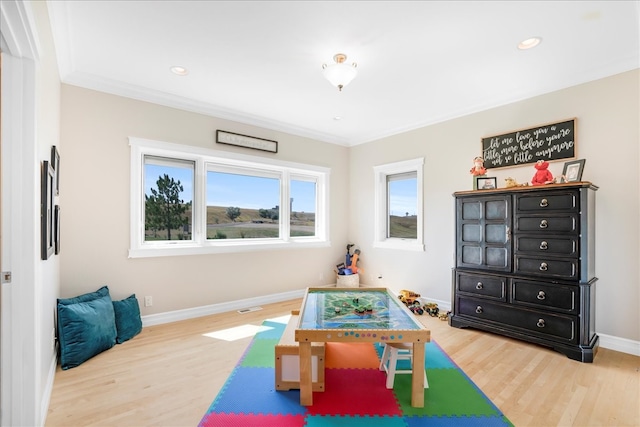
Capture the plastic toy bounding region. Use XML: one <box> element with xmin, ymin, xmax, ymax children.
<box><xmin>531</xmin><ymin>160</ymin><xmax>554</xmax><ymax>185</ymax></box>
<box><xmin>424</xmin><ymin>302</ymin><xmax>439</xmax><ymax>317</ymax></box>
<box><xmin>337</xmin><ymin>244</ymin><xmax>361</xmax><ymax>275</ymax></box>
<box><xmin>409</xmin><ymin>305</ymin><xmax>424</xmax><ymax>315</ymax></box>
<box><xmin>469</xmin><ymin>156</ymin><xmax>487</xmax><ymax>176</ymax></box>
<box><xmin>504</xmin><ymin>177</ymin><xmax>529</xmax><ymax>188</ymax></box>
<box><xmin>398</xmin><ymin>290</ymin><xmax>421</xmax><ymax>306</ymax></box>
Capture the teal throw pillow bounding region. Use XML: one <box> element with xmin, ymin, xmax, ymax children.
<box><xmin>58</xmin><ymin>285</ymin><xmax>110</xmax><ymax>306</ymax></box>
<box><xmin>57</xmin><ymin>287</ymin><xmax>117</xmax><ymax>370</ymax></box>
<box><xmin>112</xmin><ymin>294</ymin><xmax>142</xmax><ymax>344</ymax></box>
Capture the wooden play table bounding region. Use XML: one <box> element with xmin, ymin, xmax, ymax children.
<box><xmin>295</xmin><ymin>287</ymin><xmax>431</xmax><ymax>407</ymax></box>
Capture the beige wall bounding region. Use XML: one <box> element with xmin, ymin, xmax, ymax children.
<box><xmin>59</xmin><ymin>85</ymin><xmax>350</xmax><ymax>313</ymax></box>
<box><xmin>33</xmin><ymin>1</ymin><xmax>61</xmax><ymax>422</ymax></box>
<box><xmin>350</xmin><ymin>69</ymin><xmax>640</xmax><ymax>342</ymax></box>
<box><xmin>60</xmin><ymin>71</ymin><xmax>640</xmax><ymax>343</ymax></box>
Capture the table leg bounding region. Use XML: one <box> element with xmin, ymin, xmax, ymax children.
<box><xmin>299</xmin><ymin>341</ymin><xmax>313</xmax><ymax>406</ymax></box>
<box><xmin>411</xmin><ymin>342</ymin><xmax>425</xmax><ymax>408</ymax></box>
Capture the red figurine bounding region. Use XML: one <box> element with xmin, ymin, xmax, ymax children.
<box><xmin>531</xmin><ymin>160</ymin><xmax>554</xmax><ymax>185</ymax></box>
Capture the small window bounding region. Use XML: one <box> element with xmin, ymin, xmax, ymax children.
<box><xmin>374</xmin><ymin>158</ymin><xmax>424</xmax><ymax>251</ymax></box>
<box><xmin>387</xmin><ymin>172</ymin><xmax>417</xmax><ymax>239</ymax></box>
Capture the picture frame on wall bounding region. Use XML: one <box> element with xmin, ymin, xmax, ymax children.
<box><xmin>54</xmin><ymin>205</ymin><xmax>61</xmax><ymax>255</ymax></box>
<box><xmin>476</xmin><ymin>176</ymin><xmax>497</xmax><ymax>190</ymax></box>
<box><xmin>216</xmin><ymin>130</ymin><xmax>278</xmax><ymax>153</ymax></box>
<box><xmin>562</xmin><ymin>159</ymin><xmax>586</xmax><ymax>182</ymax></box>
<box><xmin>41</xmin><ymin>161</ymin><xmax>55</xmax><ymax>260</ymax></box>
<box><xmin>51</xmin><ymin>145</ymin><xmax>60</xmax><ymax>195</ymax></box>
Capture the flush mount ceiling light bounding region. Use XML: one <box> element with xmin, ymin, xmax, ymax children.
<box><xmin>322</xmin><ymin>53</ymin><xmax>357</xmax><ymax>91</ymax></box>
<box><xmin>170</xmin><ymin>65</ymin><xmax>189</xmax><ymax>76</ymax></box>
<box><xmin>518</xmin><ymin>37</ymin><xmax>542</xmax><ymax>50</ymax></box>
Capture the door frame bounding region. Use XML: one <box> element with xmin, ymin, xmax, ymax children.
<box><xmin>0</xmin><ymin>1</ymin><xmax>41</xmax><ymax>425</ymax></box>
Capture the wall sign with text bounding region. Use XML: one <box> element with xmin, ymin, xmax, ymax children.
<box><xmin>216</xmin><ymin>130</ymin><xmax>278</xmax><ymax>153</ymax></box>
<box><xmin>481</xmin><ymin>119</ymin><xmax>575</xmax><ymax>169</ymax></box>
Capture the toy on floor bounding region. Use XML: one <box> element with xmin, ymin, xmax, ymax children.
<box><xmin>438</xmin><ymin>311</ymin><xmax>451</xmax><ymax>321</ymax></box>
<box><xmin>531</xmin><ymin>160</ymin><xmax>554</xmax><ymax>185</ymax></box>
<box><xmin>398</xmin><ymin>290</ymin><xmax>421</xmax><ymax>305</ymax></box>
<box><xmin>423</xmin><ymin>302</ymin><xmax>439</xmax><ymax>317</ymax></box>
<box><xmin>398</xmin><ymin>290</ymin><xmax>425</xmax><ymax>315</ymax></box>
<box><xmin>337</xmin><ymin>244</ymin><xmax>361</xmax><ymax>275</ymax></box>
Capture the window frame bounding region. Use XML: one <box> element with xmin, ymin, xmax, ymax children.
<box><xmin>373</xmin><ymin>158</ymin><xmax>424</xmax><ymax>251</ymax></box>
<box><xmin>129</xmin><ymin>137</ymin><xmax>330</xmax><ymax>258</ymax></box>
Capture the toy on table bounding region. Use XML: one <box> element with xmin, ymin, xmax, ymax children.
<box><xmin>531</xmin><ymin>160</ymin><xmax>555</xmax><ymax>185</ymax></box>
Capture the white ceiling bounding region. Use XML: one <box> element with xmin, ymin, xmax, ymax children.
<box><xmin>47</xmin><ymin>1</ymin><xmax>639</xmax><ymax>146</ymax></box>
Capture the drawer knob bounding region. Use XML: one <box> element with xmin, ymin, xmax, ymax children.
<box><xmin>537</xmin><ymin>319</ymin><xmax>546</xmax><ymax>328</ymax></box>
<box><xmin>539</xmin><ymin>241</ymin><xmax>548</xmax><ymax>250</ymax></box>
<box><xmin>540</xmin><ymin>198</ymin><xmax>549</xmax><ymax>207</ymax></box>
<box><xmin>539</xmin><ymin>262</ymin><xmax>548</xmax><ymax>271</ymax></box>
<box><xmin>475</xmin><ymin>306</ymin><xmax>483</xmax><ymax>314</ymax></box>
<box><xmin>539</xmin><ymin>219</ymin><xmax>548</xmax><ymax>229</ymax></box>
<box><xmin>537</xmin><ymin>291</ymin><xmax>546</xmax><ymax>300</ymax></box>
<box><xmin>476</xmin><ymin>282</ymin><xmax>483</xmax><ymax>290</ymax></box>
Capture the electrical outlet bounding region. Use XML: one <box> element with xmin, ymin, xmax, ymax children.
<box><xmin>144</xmin><ymin>296</ymin><xmax>153</xmax><ymax>307</ymax></box>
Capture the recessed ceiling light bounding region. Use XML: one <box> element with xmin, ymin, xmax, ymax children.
<box><xmin>518</xmin><ymin>37</ymin><xmax>542</xmax><ymax>50</ymax></box>
<box><xmin>170</xmin><ymin>66</ymin><xmax>189</xmax><ymax>76</ymax></box>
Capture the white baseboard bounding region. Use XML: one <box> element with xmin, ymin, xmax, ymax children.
<box><xmin>140</xmin><ymin>289</ymin><xmax>638</xmax><ymax>357</ymax></box>
<box><xmin>597</xmin><ymin>333</ymin><xmax>640</xmax><ymax>356</ymax></box>
<box><xmin>141</xmin><ymin>288</ymin><xmax>307</xmax><ymax>327</ymax></box>
<box><xmin>41</xmin><ymin>352</ymin><xmax>58</xmax><ymax>426</ymax></box>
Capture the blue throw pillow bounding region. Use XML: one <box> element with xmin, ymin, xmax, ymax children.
<box><xmin>112</xmin><ymin>294</ymin><xmax>142</xmax><ymax>344</ymax></box>
<box><xmin>57</xmin><ymin>287</ymin><xmax>117</xmax><ymax>370</ymax></box>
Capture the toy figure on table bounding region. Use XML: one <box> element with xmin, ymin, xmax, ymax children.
<box><xmin>531</xmin><ymin>160</ymin><xmax>555</xmax><ymax>185</ymax></box>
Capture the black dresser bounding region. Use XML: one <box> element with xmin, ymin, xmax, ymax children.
<box><xmin>449</xmin><ymin>182</ymin><xmax>598</xmax><ymax>362</ymax></box>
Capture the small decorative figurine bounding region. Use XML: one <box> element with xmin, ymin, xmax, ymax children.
<box><xmin>504</xmin><ymin>177</ymin><xmax>529</xmax><ymax>188</ymax></box>
<box><xmin>469</xmin><ymin>156</ymin><xmax>487</xmax><ymax>176</ymax></box>
<box><xmin>531</xmin><ymin>160</ymin><xmax>554</xmax><ymax>185</ymax></box>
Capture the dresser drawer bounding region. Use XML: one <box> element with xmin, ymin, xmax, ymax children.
<box><xmin>456</xmin><ymin>297</ymin><xmax>577</xmax><ymax>344</ymax></box>
<box><xmin>515</xmin><ymin>235</ymin><xmax>578</xmax><ymax>256</ymax></box>
<box><xmin>515</xmin><ymin>214</ymin><xmax>578</xmax><ymax>234</ymax></box>
<box><xmin>514</xmin><ymin>255</ymin><xmax>578</xmax><ymax>280</ymax></box>
<box><xmin>516</xmin><ymin>192</ymin><xmax>578</xmax><ymax>213</ymax></box>
<box><xmin>511</xmin><ymin>279</ymin><xmax>577</xmax><ymax>314</ymax></box>
<box><xmin>456</xmin><ymin>272</ymin><xmax>506</xmax><ymax>300</ymax></box>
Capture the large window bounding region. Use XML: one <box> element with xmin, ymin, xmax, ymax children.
<box><xmin>374</xmin><ymin>158</ymin><xmax>424</xmax><ymax>251</ymax></box>
<box><xmin>130</xmin><ymin>137</ymin><xmax>329</xmax><ymax>257</ymax></box>
<box><xmin>144</xmin><ymin>156</ymin><xmax>194</xmax><ymax>242</ymax></box>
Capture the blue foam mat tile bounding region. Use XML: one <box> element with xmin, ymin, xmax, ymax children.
<box><xmin>209</xmin><ymin>366</ymin><xmax>307</xmax><ymax>416</ymax></box>
<box><xmin>254</xmin><ymin>321</ymin><xmax>286</xmax><ymax>340</ymax></box>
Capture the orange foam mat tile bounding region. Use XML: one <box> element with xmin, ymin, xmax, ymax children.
<box><xmin>325</xmin><ymin>342</ymin><xmax>381</xmax><ymax>369</ymax></box>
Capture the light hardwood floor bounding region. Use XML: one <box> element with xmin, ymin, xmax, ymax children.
<box><xmin>46</xmin><ymin>298</ymin><xmax>639</xmax><ymax>427</ymax></box>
